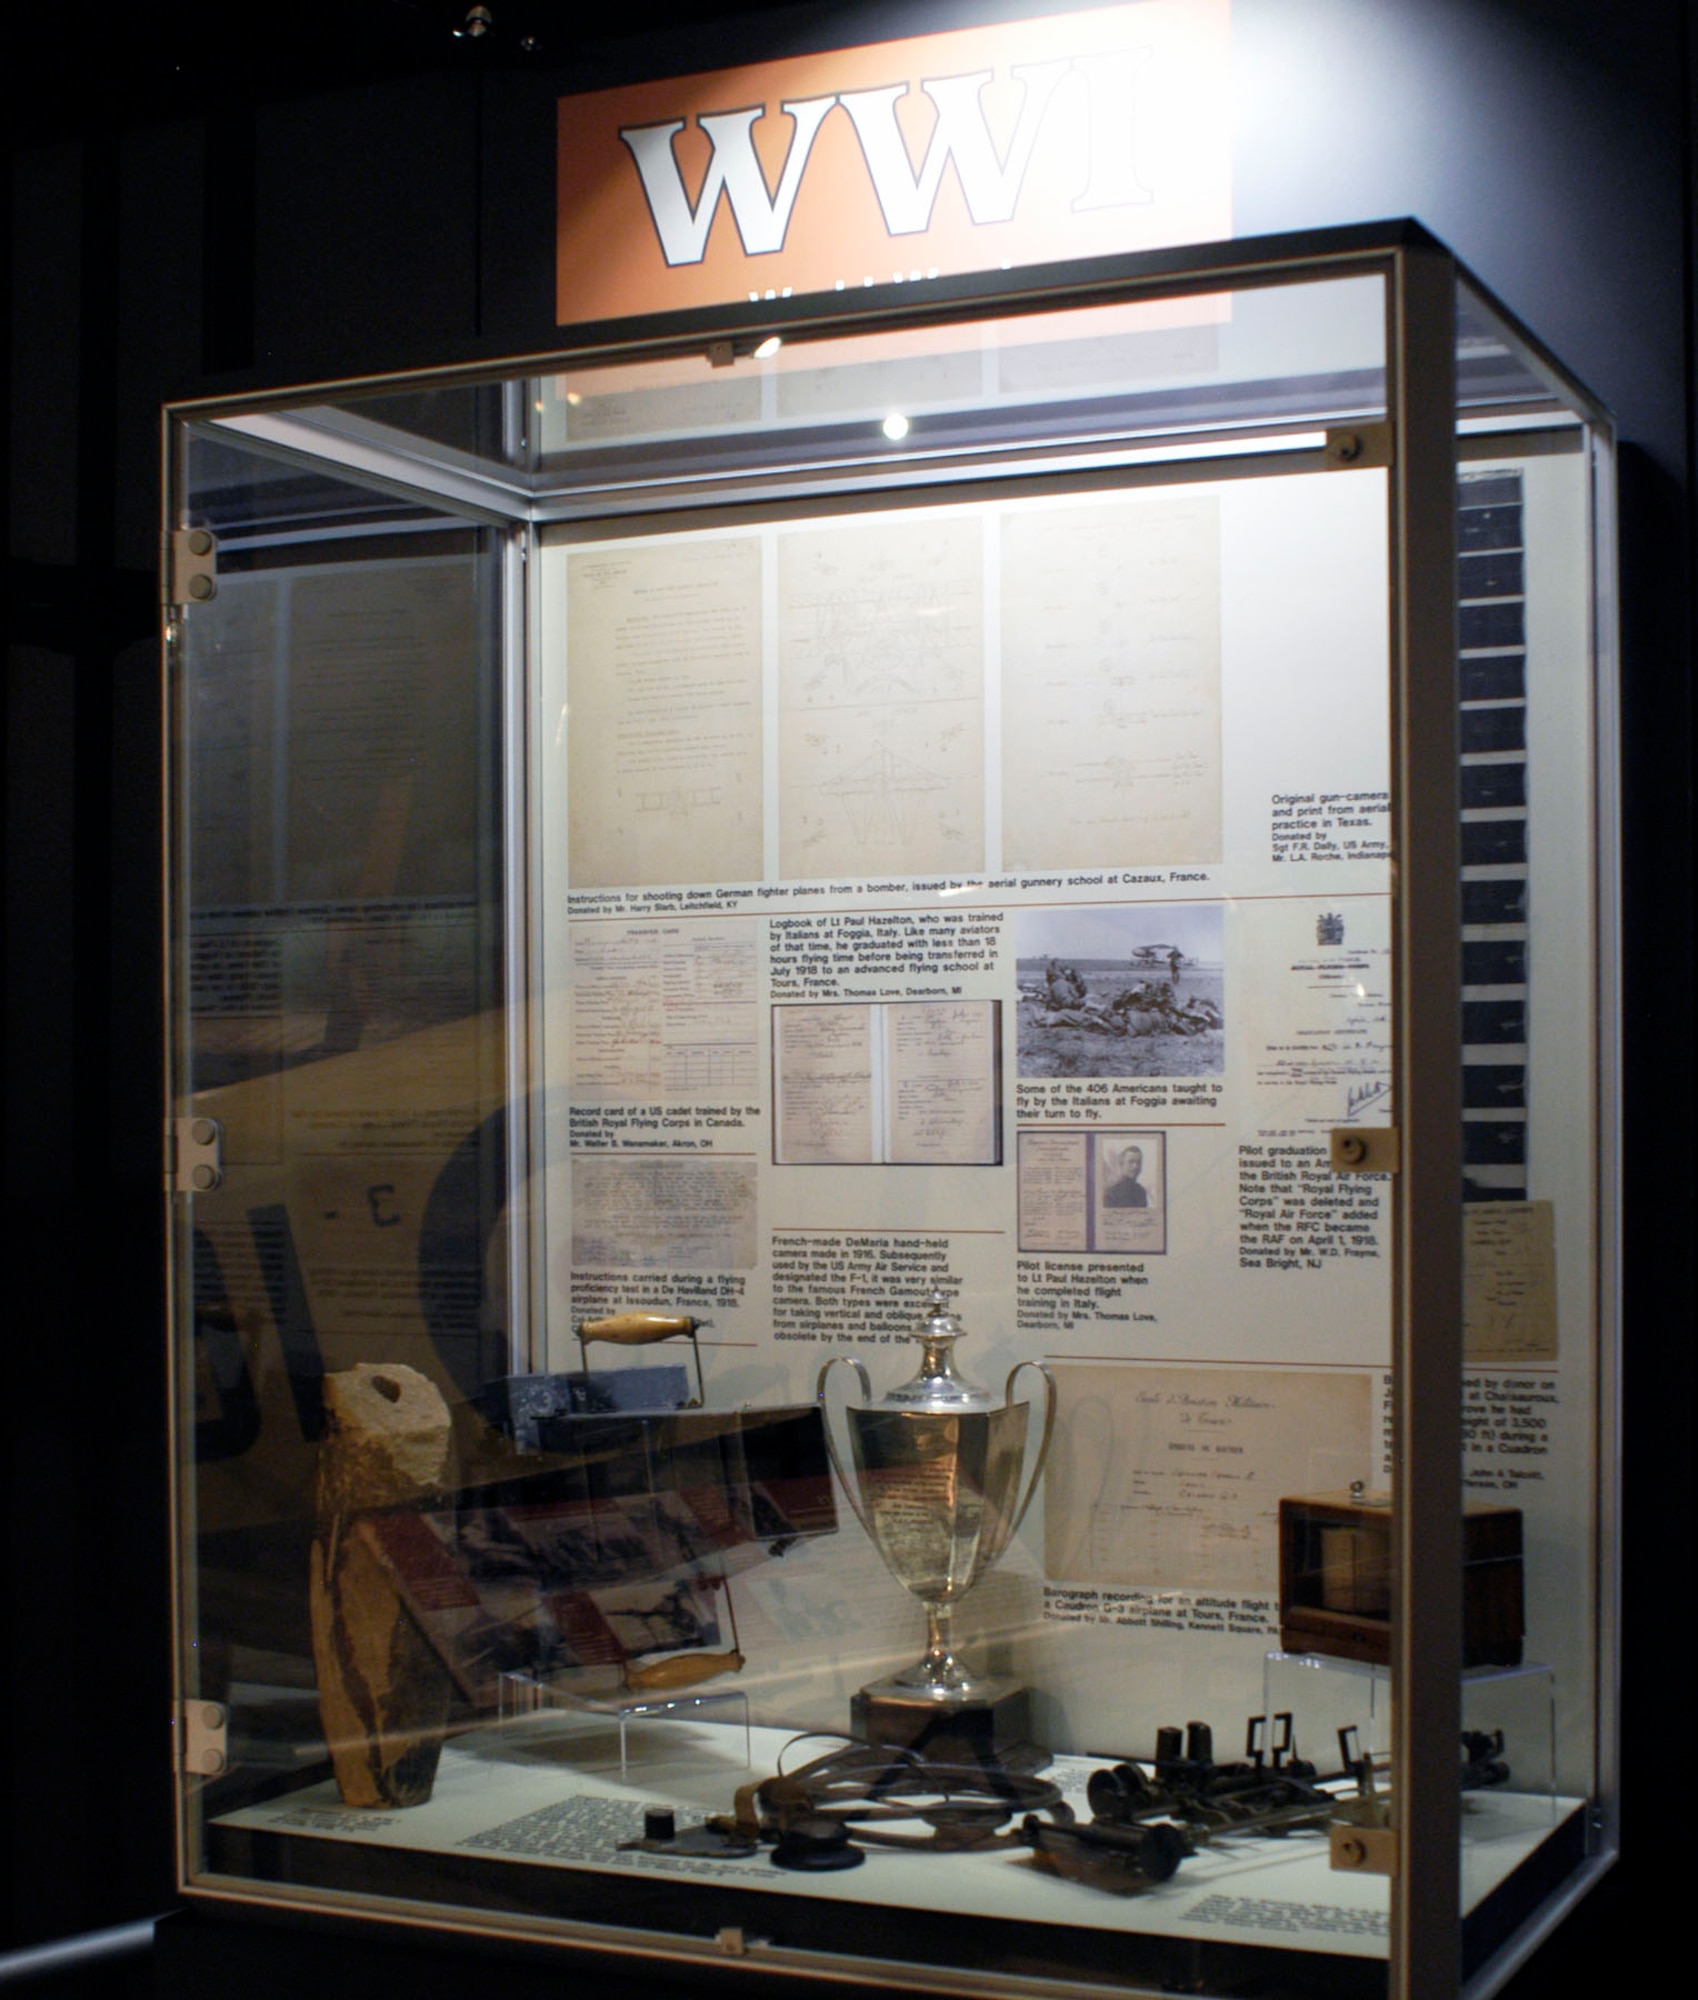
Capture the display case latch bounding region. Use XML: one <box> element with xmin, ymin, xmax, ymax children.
<box><xmin>1329</xmin><ymin>1126</ymin><xmax>1400</xmax><ymax>1173</ymax></box>
<box><xmin>170</xmin><ymin>1115</ymin><xmax>224</xmax><ymax>1193</ymax></box>
<box><xmin>168</xmin><ymin>527</ymin><xmax>218</xmax><ymax>606</ymax></box>
<box><xmin>1323</xmin><ymin>423</ymin><xmax>1392</xmax><ymax>469</ymax></box>
<box><xmin>176</xmin><ymin>1700</ymin><xmax>228</xmax><ymax>1777</ymax></box>
<box><xmin>1329</xmin><ymin>1822</ymin><xmax>1396</xmax><ymax>1874</ymax></box>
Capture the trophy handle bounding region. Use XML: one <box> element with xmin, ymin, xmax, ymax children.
<box><xmin>816</xmin><ymin>1355</ymin><xmax>875</xmax><ymax>1540</ymax></box>
<box><xmin>1003</xmin><ymin>1359</ymin><xmax>1058</xmax><ymax>1541</ymax></box>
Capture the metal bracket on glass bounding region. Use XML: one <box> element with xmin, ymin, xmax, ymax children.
<box><xmin>1323</xmin><ymin>423</ymin><xmax>1392</xmax><ymax>470</ymax></box>
<box><xmin>1329</xmin><ymin>1126</ymin><xmax>1400</xmax><ymax>1173</ymax></box>
<box><xmin>1329</xmin><ymin>1821</ymin><xmax>1396</xmax><ymax>1874</ymax></box>
<box><xmin>176</xmin><ymin>1699</ymin><xmax>228</xmax><ymax>1777</ymax></box>
<box><xmin>170</xmin><ymin>1115</ymin><xmax>224</xmax><ymax>1193</ymax></box>
<box><xmin>167</xmin><ymin>526</ymin><xmax>218</xmax><ymax>606</ymax></box>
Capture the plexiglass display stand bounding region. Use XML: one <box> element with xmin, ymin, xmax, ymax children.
<box><xmin>496</xmin><ymin>1669</ymin><xmax>753</xmax><ymax>1784</ymax></box>
<box><xmin>166</xmin><ymin>222</ymin><xmax>1619</xmax><ymax>2000</ymax></box>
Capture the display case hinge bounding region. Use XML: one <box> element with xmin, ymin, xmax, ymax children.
<box><xmin>175</xmin><ymin>1699</ymin><xmax>228</xmax><ymax>1777</ymax></box>
<box><xmin>167</xmin><ymin>527</ymin><xmax>218</xmax><ymax>607</ymax></box>
<box><xmin>1328</xmin><ymin>1821</ymin><xmax>1396</xmax><ymax>1874</ymax></box>
<box><xmin>1323</xmin><ymin>423</ymin><xmax>1392</xmax><ymax>470</ymax></box>
<box><xmin>170</xmin><ymin>1115</ymin><xmax>224</xmax><ymax>1193</ymax></box>
<box><xmin>1329</xmin><ymin>1126</ymin><xmax>1400</xmax><ymax>1173</ymax></box>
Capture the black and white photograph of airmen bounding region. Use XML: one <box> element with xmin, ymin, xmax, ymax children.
<box><xmin>1016</xmin><ymin>903</ymin><xmax>1225</xmax><ymax>1078</ymax></box>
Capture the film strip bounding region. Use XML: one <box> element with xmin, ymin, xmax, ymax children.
<box><xmin>1456</xmin><ymin>471</ymin><xmax>1529</xmax><ymax>1202</ymax></box>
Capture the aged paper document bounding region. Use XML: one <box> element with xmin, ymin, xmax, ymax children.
<box><xmin>778</xmin><ymin>516</ymin><xmax>984</xmax><ymax>878</ymax></box>
<box><xmin>1242</xmin><ymin>897</ymin><xmax>1393</xmax><ymax>1131</ymax></box>
<box><xmin>1002</xmin><ymin>496</ymin><xmax>1221</xmax><ymax>869</ymax></box>
<box><xmin>1017</xmin><ymin>1130</ymin><xmax>1166</xmax><ymax>1253</ymax></box>
<box><xmin>773</xmin><ymin>1005</ymin><xmax>876</xmax><ymax>1164</ymax></box>
<box><xmin>1045</xmin><ymin>1364</ymin><xmax>1372</xmax><ymax>1592</ymax></box>
<box><xmin>570</xmin><ymin>1155</ymin><xmax>758</xmax><ymax>1270</ymax></box>
<box><xmin>1464</xmin><ymin>1200</ymin><xmax>1558</xmax><ymax>1362</ymax></box>
<box><xmin>1017</xmin><ymin>1132</ymin><xmax>1090</xmax><ymax>1250</ymax></box>
<box><xmin>567</xmin><ymin>537</ymin><xmax>763</xmax><ymax>887</ymax></box>
<box><xmin>886</xmin><ymin>1001</ymin><xmax>1000</xmax><ymax>1164</ymax></box>
<box><xmin>774</xmin><ymin>1001</ymin><xmax>1000</xmax><ymax>1165</ymax></box>
<box><xmin>569</xmin><ymin>919</ymin><xmax>759</xmax><ymax>1103</ymax></box>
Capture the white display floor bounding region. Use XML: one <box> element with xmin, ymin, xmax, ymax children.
<box><xmin>215</xmin><ymin>1712</ymin><xmax>1579</xmax><ymax>1961</ymax></box>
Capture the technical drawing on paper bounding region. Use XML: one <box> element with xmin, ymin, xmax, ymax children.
<box><xmin>778</xmin><ymin>516</ymin><xmax>984</xmax><ymax>878</ymax></box>
<box><xmin>818</xmin><ymin>743</ymin><xmax>949</xmax><ymax>850</ymax></box>
<box><xmin>1002</xmin><ymin>495</ymin><xmax>1222</xmax><ymax>870</ymax></box>
<box><xmin>635</xmin><ymin>785</ymin><xmax>723</xmax><ymax>817</ymax></box>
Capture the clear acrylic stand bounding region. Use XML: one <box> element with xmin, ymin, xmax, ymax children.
<box><xmin>496</xmin><ymin>1669</ymin><xmax>752</xmax><ymax>1783</ymax></box>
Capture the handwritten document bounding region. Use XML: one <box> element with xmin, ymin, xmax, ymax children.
<box><xmin>772</xmin><ymin>1006</ymin><xmax>875</xmax><ymax>1165</ymax></box>
<box><xmin>778</xmin><ymin>517</ymin><xmax>984</xmax><ymax>878</ymax></box>
<box><xmin>567</xmin><ymin>538</ymin><xmax>763</xmax><ymax>887</ymax></box>
<box><xmin>1044</xmin><ymin>1364</ymin><xmax>1373</xmax><ymax>1593</ymax></box>
<box><xmin>774</xmin><ymin>1001</ymin><xmax>1001</xmax><ymax>1165</ymax></box>
<box><xmin>887</xmin><ymin>1002</ymin><xmax>1001</xmax><ymax>1164</ymax></box>
<box><xmin>1001</xmin><ymin>496</ymin><xmax>1222</xmax><ymax>869</ymax></box>
<box><xmin>570</xmin><ymin>1155</ymin><xmax>758</xmax><ymax>1270</ymax></box>
<box><xmin>1464</xmin><ymin>1200</ymin><xmax>1558</xmax><ymax>1362</ymax></box>
<box><xmin>569</xmin><ymin>920</ymin><xmax>758</xmax><ymax>1103</ymax></box>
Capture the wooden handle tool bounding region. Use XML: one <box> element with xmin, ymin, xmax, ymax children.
<box><xmin>575</xmin><ymin>1310</ymin><xmax>705</xmax><ymax>1407</ymax></box>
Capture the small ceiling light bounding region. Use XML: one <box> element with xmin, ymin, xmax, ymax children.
<box><xmin>882</xmin><ymin>412</ymin><xmax>910</xmax><ymax>441</ymax></box>
<box><xmin>752</xmin><ymin>335</ymin><xmax>783</xmax><ymax>360</ymax></box>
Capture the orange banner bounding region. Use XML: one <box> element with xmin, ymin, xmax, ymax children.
<box><xmin>557</xmin><ymin>2</ymin><xmax>1231</xmax><ymax>324</ymax></box>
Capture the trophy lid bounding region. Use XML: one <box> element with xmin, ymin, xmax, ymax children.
<box><xmin>879</xmin><ymin>1291</ymin><xmax>997</xmax><ymax>1412</ymax></box>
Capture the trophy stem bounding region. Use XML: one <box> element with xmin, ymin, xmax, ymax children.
<box><xmin>911</xmin><ymin>1599</ymin><xmax>972</xmax><ymax>1692</ymax></box>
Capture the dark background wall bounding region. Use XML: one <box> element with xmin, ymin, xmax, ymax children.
<box><xmin>5</xmin><ymin>1</ymin><xmax>1689</xmax><ymax>1991</ymax></box>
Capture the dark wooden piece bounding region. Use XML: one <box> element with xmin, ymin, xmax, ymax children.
<box><xmin>1279</xmin><ymin>1488</ymin><xmax>1524</xmax><ymax>1668</ymax></box>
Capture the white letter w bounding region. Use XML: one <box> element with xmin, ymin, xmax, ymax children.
<box><xmin>839</xmin><ymin>61</ymin><xmax>1068</xmax><ymax>235</ymax></box>
<box><xmin>619</xmin><ymin>96</ymin><xmax>838</xmax><ymax>266</ymax></box>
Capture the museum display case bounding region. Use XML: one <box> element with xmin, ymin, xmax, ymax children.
<box><xmin>163</xmin><ymin>222</ymin><xmax>1618</xmax><ymax>1998</ymax></box>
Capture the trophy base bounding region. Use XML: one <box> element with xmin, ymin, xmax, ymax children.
<box><xmin>851</xmin><ymin>1679</ymin><xmax>1046</xmax><ymax>1770</ymax></box>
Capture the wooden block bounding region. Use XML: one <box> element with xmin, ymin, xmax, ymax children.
<box><xmin>310</xmin><ymin>1364</ymin><xmax>455</xmax><ymax>1808</ymax></box>
<box><xmin>1278</xmin><ymin>1489</ymin><xmax>1524</xmax><ymax>1668</ymax></box>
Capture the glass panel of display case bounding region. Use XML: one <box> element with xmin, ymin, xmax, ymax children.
<box><xmin>168</xmin><ymin>429</ymin><xmax>514</xmax><ymax>1827</ymax></box>
<box><xmin>244</xmin><ymin>272</ymin><xmax>1388</xmax><ymax>523</ymax></box>
<box><xmin>1448</xmin><ymin>278</ymin><xmax>1616</xmax><ymax>1989</ymax></box>
<box><xmin>165</xmin><ymin>232</ymin><xmax>1615</xmax><ymax>1998</ymax></box>
<box><xmin>533</xmin><ymin>271</ymin><xmax>1387</xmax><ymax>475</ymax></box>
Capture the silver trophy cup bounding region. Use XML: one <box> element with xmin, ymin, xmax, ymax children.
<box><xmin>818</xmin><ymin>1292</ymin><xmax>1054</xmax><ymax>1757</ymax></box>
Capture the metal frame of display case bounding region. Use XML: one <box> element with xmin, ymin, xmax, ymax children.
<box><xmin>162</xmin><ymin>219</ymin><xmax>1620</xmax><ymax>2000</ymax></box>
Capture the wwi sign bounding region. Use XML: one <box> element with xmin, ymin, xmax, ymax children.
<box><xmin>556</xmin><ymin>2</ymin><xmax>1231</xmax><ymax>322</ymax></box>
